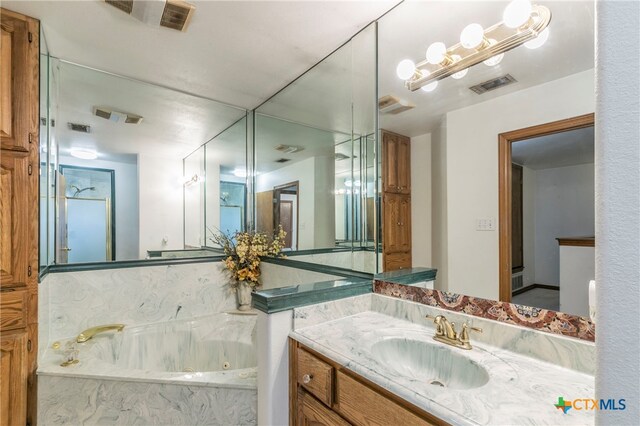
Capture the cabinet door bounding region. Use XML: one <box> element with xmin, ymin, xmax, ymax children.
<box><xmin>383</xmin><ymin>194</ymin><xmax>411</xmax><ymax>254</ymax></box>
<box><xmin>0</xmin><ymin>152</ymin><xmax>29</xmax><ymax>289</ymax></box>
<box><xmin>0</xmin><ymin>331</ymin><xmax>27</xmax><ymax>426</ymax></box>
<box><xmin>397</xmin><ymin>137</ymin><xmax>411</xmax><ymax>194</ymax></box>
<box><xmin>397</xmin><ymin>195</ymin><xmax>411</xmax><ymax>253</ymax></box>
<box><xmin>1</xmin><ymin>9</ymin><xmax>38</xmax><ymax>152</ymax></box>
<box><xmin>382</xmin><ymin>132</ymin><xmax>399</xmax><ymax>193</ymax></box>
<box><xmin>298</xmin><ymin>390</ymin><xmax>350</xmax><ymax>426</ymax></box>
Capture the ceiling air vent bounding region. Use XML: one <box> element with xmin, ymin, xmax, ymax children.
<box><xmin>104</xmin><ymin>0</ymin><xmax>134</xmax><ymax>14</ymax></box>
<box><xmin>378</xmin><ymin>95</ymin><xmax>415</xmax><ymax>115</ymax></box>
<box><xmin>161</xmin><ymin>0</ymin><xmax>195</xmax><ymax>32</ymax></box>
<box><xmin>275</xmin><ymin>144</ymin><xmax>304</xmax><ymax>154</ymax></box>
<box><xmin>68</xmin><ymin>123</ymin><xmax>91</xmax><ymax>133</ymax></box>
<box><xmin>470</xmin><ymin>74</ymin><xmax>517</xmax><ymax>95</ymax></box>
<box><xmin>93</xmin><ymin>107</ymin><xmax>144</xmax><ymax>124</ymax></box>
<box><xmin>275</xmin><ymin>158</ymin><xmax>291</xmax><ymax>163</ymax></box>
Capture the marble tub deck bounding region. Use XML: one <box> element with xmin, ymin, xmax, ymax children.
<box><xmin>291</xmin><ymin>295</ymin><xmax>595</xmax><ymax>425</ymax></box>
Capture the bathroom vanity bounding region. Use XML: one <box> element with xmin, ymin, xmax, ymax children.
<box><xmin>289</xmin><ymin>294</ymin><xmax>595</xmax><ymax>426</ymax></box>
<box><xmin>290</xmin><ymin>340</ymin><xmax>444</xmax><ymax>425</ymax></box>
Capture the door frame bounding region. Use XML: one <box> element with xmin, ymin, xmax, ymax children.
<box><xmin>498</xmin><ymin>113</ymin><xmax>595</xmax><ymax>302</ymax></box>
<box><xmin>273</xmin><ymin>180</ymin><xmax>299</xmax><ymax>250</ymax></box>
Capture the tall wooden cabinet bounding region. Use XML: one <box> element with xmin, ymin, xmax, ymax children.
<box><xmin>382</xmin><ymin>130</ymin><xmax>412</xmax><ymax>271</ymax></box>
<box><xmin>1</xmin><ymin>8</ymin><xmax>40</xmax><ymax>426</ymax></box>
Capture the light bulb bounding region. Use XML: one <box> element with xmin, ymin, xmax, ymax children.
<box><xmin>460</xmin><ymin>23</ymin><xmax>485</xmax><ymax>49</ymax></box>
<box><xmin>449</xmin><ymin>55</ymin><xmax>468</xmax><ymax>79</ymax></box>
<box><xmin>426</xmin><ymin>42</ymin><xmax>447</xmax><ymax>65</ymax></box>
<box><xmin>396</xmin><ymin>59</ymin><xmax>416</xmax><ymax>80</ymax></box>
<box><xmin>483</xmin><ymin>53</ymin><xmax>504</xmax><ymax>66</ymax></box>
<box><xmin>70</xmin><ymin>148</ymin><xmax>97</xmax><ymax>160</ymax></box>
<box><xmin>421</xmin><ymin>81</ymin><xmax>438</xmax><ymax>93</ymax></box>
<box><xmin>503</xmin><ymin>0</ymin><xmax>532</xmax><ymax>28</ymax></box>
<box><xmin>524</xmin><ymin>27</ymin><xmax>550</xmax><ymax>49</ymax></box>
<box><xmin>451</xmin><ymin>68</ymin><xmax>468</xmax><ymax>79</ymax></box>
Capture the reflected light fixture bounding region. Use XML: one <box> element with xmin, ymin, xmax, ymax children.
<box><xmin>70</xmin><ymin>148</ymin><xmax>97</xmax><ymax>160</ymax></box>
<box><xmin>397</xmin><ymin>0</ymin><xmax>550</xmax><ymax>92</ymax></box>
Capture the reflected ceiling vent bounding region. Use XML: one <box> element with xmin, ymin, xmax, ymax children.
<box><xmin>104</xmin><ymin>0</ymin><xmax>133</xmax><ymax>14</ymax></box>
<box><xmin>103</xmin><ymin>0</ymin><xmax>195</xmax><ymax>32</ymax></box>
<box><xmin>469</xmin><ymin>74</ymin><xmax>517</xmax><ymax>94</ymax></box>
<box><xmin>275</xmin><ymin>158</ymin><xmax>291</xmax><ymax>163</ymax></box>
<box><xmin>275</xmin><ymin>144</ymin><xmax>304</xmax><ymax>154</ymax></box>
<box><xmin>67</xmin><ymin>123</ymin><xmax>91</xmax><ymax>133</ymax></box>
<box><xmin>335</xmin><ymin>153</ymin><xmax>350</xmax><ymax>161</ymax></box>
<box><xmin>93</xmin><ymin>107</ymin><xmax>144</xmax><ymax>124</ymax></box>
<box><xmin>378</xmin><ymin>95</ymin><xmax>415</xmax><ymax>115</ymax></box>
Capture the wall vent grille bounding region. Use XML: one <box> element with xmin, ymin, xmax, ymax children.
<box><xmin>161</xmin><ymin>0</ymin><xmax>195</xmax><ymax>31</ymax></box>
<box><xmin>67</xmin><ymin>123</ymin><xmax>91</xmax><ymax>133</ymax></box>
<box><xmin>104</xmin><ymin>0</ymin><xmax>134</xmax><ymax>14</ymax></box>
<box><xmin>470</xmin><ymin>74</ymin><xmax>517</xmax><ymax>94</ymax></box>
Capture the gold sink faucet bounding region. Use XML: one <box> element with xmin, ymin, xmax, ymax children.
<box><xmin>426</xmin><ymin>315</ymin><xmax>482</xmax><ymax>350</ymax></box>
<box><xmin>76</xmin><ymin>324</ymin><xmax>125</xmax><ymax>343</ymax></box>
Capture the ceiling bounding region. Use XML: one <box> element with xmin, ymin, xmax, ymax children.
<box><xmin>378</xmin><ymin>0</ymin><xmax>595</xmax><ymax>136</ymax></box>
<box><xmin>4</xmin><ymin>0</ymin><xmax>399</xmax><ymax>110</ymax></box>
<box><xmin>55</xmin><ymin>61</ymin><xmax>245</xmax><ymax>160</ymax></box>
<box><xmin>512</xmin><ymin>126</ymin><xmax>594</xmax><ymax>170</ymax></box>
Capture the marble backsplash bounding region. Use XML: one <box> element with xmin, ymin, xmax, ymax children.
<box><xmin>374</xmin><ymin>281</ymin><xmax>595</xmax><ymax>342</ymax></box>
<box><xmin>39</xmin><ymin>260</ymin><xmax>342</xmax><ymax>346</ymax></box>
<box><xmin>293</xmin><ymin>293</ymin><xmax>595</xmax><ymax>375</ymax></box>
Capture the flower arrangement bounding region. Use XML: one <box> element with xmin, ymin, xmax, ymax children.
<box><xmin>210</xmin><ymin>226</ymin><xmax>287</xmax><ymax>289</ymax></box>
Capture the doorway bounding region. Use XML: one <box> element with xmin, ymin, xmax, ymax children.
<box><xmin>273</xmin><ymin>181</ymin><xmax>299</xmax><ymax>251</ymax></box>
<box><xmin>498</xmin><ymin>113</ymin><xmax>595</xmax><ymax>304</ymax></box>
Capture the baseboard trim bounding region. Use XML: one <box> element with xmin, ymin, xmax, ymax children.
<box><xmin>512</xmin><ymin>283</ymin><xmax>560</xmax><ymax>296</ymax></box>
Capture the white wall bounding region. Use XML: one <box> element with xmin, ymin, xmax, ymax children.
<box><xmin>534</xmin><ymin>163</ymin><xmax>594</xmax><ymax>286</ymax></box>
<box><xmin>138</xmin><ymin>154</ymin><xmax>184</xmax><ymax>256</ymax></box>
<box><xmin>595</xmin><ymin>1</ymin><xmax>640</xmax><ymax>422</ymax></box>
<box><xmin>431</xmin><ymin>119</ymin><xmax>448</xmax><ymax>290</ymax></box>
<box><xmin>411</xmin><ymin>133</ymin><xmax>432</xmax><ymax>266</ymax></box>
<box><xmin>59</xmin><ymin>155</ymin><xmax>139</xmax><ymax>260</ymax></box>
<box><xmin>437</xmin><ymin>69</ymin><xmax>594</xmax><ymax>300</ymax></box>
<box><xmin>522</xmin><ymin>166</ymin><xmax>536</xmax><ymax>286</ymax></box>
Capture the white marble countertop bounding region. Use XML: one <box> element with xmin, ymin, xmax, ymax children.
<box><xmin>291</xmin><ymin>310</ymin><xmax>595</xmax><ymax>425</ymax></box>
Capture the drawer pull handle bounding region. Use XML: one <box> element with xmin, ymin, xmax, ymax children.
<box><xmin>302</xmin><ymin>374</ymin><xmax>313</xmax><ymax>384</ymax></box>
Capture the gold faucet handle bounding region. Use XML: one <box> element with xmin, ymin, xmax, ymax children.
<box><xmin>460</xmin><ymin>323</ymin><xmax>483</xmax><ymax>342</ymax></box>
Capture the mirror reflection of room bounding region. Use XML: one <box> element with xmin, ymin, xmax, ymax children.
<box><xmin>43</xmin><ymin>61</ymin><xmax>247</xmax><ymax>263</ymax></box>
<box><xmin>378</xmin><ymin>0</ymin><xmax>595</xmax><ymax>316</ymax></box>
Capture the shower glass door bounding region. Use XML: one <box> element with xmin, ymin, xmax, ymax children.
<box><xmin>59</xmin><ymin>165</ymin><xmax>116</xmax><ymax>262</ymax></box>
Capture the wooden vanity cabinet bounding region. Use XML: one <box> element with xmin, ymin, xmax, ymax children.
<box><xmin>1</xmin><ymin>7</ymin><xmax>40</xmax><ymax>426</ymax></box>
<box><xmin>381</xmin><ymin>130</ymin><xmax>412</xmax><ymax>271</ymax></box>
<box><xmin>290</xmin><ymin>339</ymin><xmax>446</xmax><ymax>426</ymax></box>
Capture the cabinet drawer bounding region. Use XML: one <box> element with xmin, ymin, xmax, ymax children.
<box><xmin>296</xmin><ymin>347</ymin><xmax>334</xmax><ymax>406</ymax></box>
<box><xmin>0</xmin><ymin>290</ymin><xmax>27</xmax><ymax>331</ymax></box>
<box><xmin>298</xmin><ymin>389</ymin><xmax>350</xmax><ymax>426</ymax></box>
<box><xmin>335</xmin><ymin>370</ymin><xmax>434</xmax><ymax>426</ymax></box>
<box><xmin>384</xmin><ymin>252</ymin><xmax>412</xmax><ymax>271</ymax></box>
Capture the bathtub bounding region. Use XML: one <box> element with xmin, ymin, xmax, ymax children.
<box><xmin>38</xmin><ymin>313</ymin><xmax>258</xmax><ymax>425</ymax></box>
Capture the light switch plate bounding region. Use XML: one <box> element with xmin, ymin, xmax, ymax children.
<box><xmin>476</xmin><ymin>217</ymin><xmax>496</xmax><ymax>231</ymax></box>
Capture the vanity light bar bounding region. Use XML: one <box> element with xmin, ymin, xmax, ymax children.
<box><xmin>405</xmin><ymin>4</ymin><xmax>551</xmax><ymax>92</ymax></box>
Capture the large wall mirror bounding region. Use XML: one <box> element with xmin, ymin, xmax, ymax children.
<box><xmin>378</xmin><ymin>1</ymin><xmax>595</xmax><ymax>317</ymax></box>
<box><xmin>253</xmin><ymin>24</ymin><xmax>378</xmax><ymax>273</ymax></box>
<box><xmin>39</xmin><ymin>60</ymin><xmax>247</xmax><ymax>266</ymax></box>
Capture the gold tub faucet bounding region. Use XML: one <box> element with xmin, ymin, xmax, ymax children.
<box><xmin>76</xmin><ymin>324</ymin><xmax>125</xmax><ymax>343</ymax></box>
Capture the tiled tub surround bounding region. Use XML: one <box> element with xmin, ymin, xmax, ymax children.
<box><xmin>375</xmin><ymin>280</ymin><xmax>595</xmax><ymax>342</ymax></box>
<box><xmin>291</xmin><ymin>294</ymin><xmax>595</xmax><ymax>425</ymax></box>
<box><xmin>38</xmin><ymin>261</ymin><xmax>340</xmax><ymax>425</ymax></box>
<box><xmin>39</xmin><ymin>313</ymin><xmax>257</xmax><ymax>424</ymax></box>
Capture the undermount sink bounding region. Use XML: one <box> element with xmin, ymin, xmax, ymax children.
<box><xmin>369</xmin><ymin>338</ymin><xmax>490</xmax><ymax>390</ymax></box>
